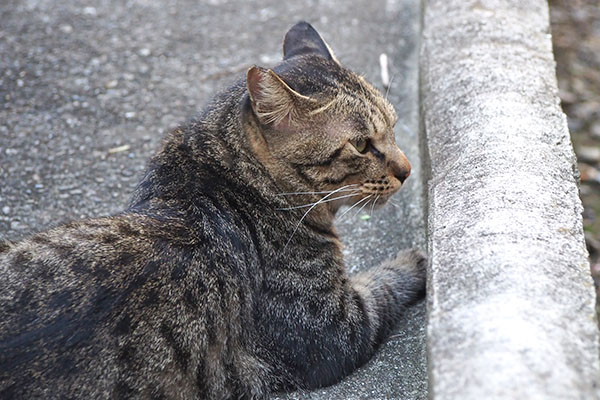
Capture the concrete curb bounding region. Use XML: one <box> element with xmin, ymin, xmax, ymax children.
<box><xmin>421</xmin><ymin>1</ymin><xmax>600</xmax><ymax>398</ymax></box>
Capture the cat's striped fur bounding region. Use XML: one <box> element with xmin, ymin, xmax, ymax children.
<box><xmin>0</xmin><ymin>22</ymin><xmax>425</xmax><ymax>399</ymax></box>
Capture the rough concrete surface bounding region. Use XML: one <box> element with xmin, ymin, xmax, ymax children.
<box><xmin>0</xmin><ymin>0</ymin><xmax>426</xmax><ymax>399</ymax></box>
<box><xmin>421</xmin><ymin>0</ymin><xmax>600</xmax><ymax>399</ymax></box>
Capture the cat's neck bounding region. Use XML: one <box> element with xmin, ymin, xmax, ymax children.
<box><xmin>128</xmin><ymin>84</ymin><xmax>336</xmax><ymax>231</ymax></box>
<box><xmin>241</xmin><ymin>101</ymin><xmax>337</xmax><ymax>228</ymax></box>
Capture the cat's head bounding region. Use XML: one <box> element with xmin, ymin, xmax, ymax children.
<box><xmin>244</xmin><ymin>22</ymin><xmax>411</xmax><ymax>214</ymax></box>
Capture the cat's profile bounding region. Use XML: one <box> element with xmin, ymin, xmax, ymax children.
<box><xmin>0</xmin><ymin>22</ymin><xmax>425</xmax><ymax>399</ymax></box>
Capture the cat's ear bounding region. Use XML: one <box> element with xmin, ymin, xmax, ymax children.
<box><xmin>246</xmin><ymin>66</ymin><xmax>314</xmax><ymax>129</ymax></box>
<box><xmin>283</xmin><ymin>21</ymin><xmax>340</xmax><ymax>64</ymax></box>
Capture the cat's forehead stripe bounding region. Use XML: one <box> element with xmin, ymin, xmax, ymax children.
<box><xmin>338</xmin><ymin>90</ymin><xmax>377</xmax><ymax>133</ymax></box>
<box><xmin>364</xmin><ymin>82</ymin><xmax>396</xmax><ymax>128</ymax></box>
<box><xmin>336</xmin><ymin>82</ymin><xmax>394</xmax><ymax>135</ymax></box>
<box><xmin>357</xmin><ymin>77</ymin><xmax>395</xmax><ymax>126</ymax></box>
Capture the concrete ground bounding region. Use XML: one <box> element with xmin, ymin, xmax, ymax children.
<box><xmin>0</xmin><ymin>0</ymin><xmax>426</xmax><ymax>398</ymax></box>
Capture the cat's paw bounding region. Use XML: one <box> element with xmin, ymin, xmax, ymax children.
<box><xmin>352</xmin><ymin>248</ymin><xmax>427</xmax><ymax>306</ymax></box>
<box><xmin>388</xmin><ymin>248</ymin><xmax>427</xmax><ymax>294</ymax></box>
<box><xmin>392</xmin><ymin>248</ymin><xmax>426</xmax><ymax>275</ymax></box>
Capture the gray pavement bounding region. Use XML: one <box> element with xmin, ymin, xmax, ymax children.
<box><xmin>0</xmin><ymin>0</ymin><xmax>426</xmax><ymax>399</ymax></box>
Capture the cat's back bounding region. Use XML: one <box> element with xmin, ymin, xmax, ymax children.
<box><xmin>0</xmin><ymin>213</ymin><xmax>175</xmax><ymax>315</ymax></box>
<box><xmin>0</xmin><ymin>213</ymin><xmax>202</xmax><ymax>398</ymax></box>
<box><xmin>0</xmin><ymin>199</ymin><xmax>269</xmax><ymax>398</ymax></box>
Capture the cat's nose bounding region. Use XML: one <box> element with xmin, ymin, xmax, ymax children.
<box><xmin>389</xmin><ymin>154</ymin><xmax>411</xmax><ymax>184</ymax></box>
<box><xmin>395</xmin><ymin>165</ymin><xmax>411</xmax><ymax>183</ymax></box>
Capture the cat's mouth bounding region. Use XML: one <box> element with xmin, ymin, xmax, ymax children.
<box><xmin>362</xmin><ymin>176</ymin><xmax>396</xmax><ymax>193</ymax></box>
<box><xmin>323</xmin><ymin>177</ymin><xmax>404</xmax><ymax>216</ymax></box>
<box><xmin>360</xmin><ymin>176</ymin><xmax>403</xmax><ymax>200</ymax></box>
<box><xmin>358</xmin><ymin>189</ymin><xmax>398</xmax><ymax>207</ymax></box>
<box><xmin>328</xmin><ymin>180</ymin><xmax>401</xmax><ymax>216</ymax></box>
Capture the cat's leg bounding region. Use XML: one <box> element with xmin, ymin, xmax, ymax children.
<box><xmin>261</xmin><ymin>249</ymin><xmax>426</xmax><ymax>391</ymax></box>
<box><xmin>309</xmin><ymin>249</ymin><xmax>426</xmax><ymax>388</ymax></box>
<box><xmin>351</xmin><ymin>249</ymin><xmax>427</xmax><ymax>347</ymax></box>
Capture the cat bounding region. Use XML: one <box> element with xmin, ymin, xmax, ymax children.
<box><xmin>0</xmin><ymin>21</ymin><xmax>425</xmax><ymax>399</ymax></box>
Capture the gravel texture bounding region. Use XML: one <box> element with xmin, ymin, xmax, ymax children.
<box><xmin>549</xmin><ymin>0</ymin><xmax>600</xmax><ymax>317</ymax></box>
<box><xmin>0</xmin><ymin>0</ymin><xmax>426</xmax><ymax>399</ymax></box>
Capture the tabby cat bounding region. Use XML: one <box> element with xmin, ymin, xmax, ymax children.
<box><xmin>0</xmin><ymin>22</ymin><xmax>425</xmax><ymax>399</ymax></box>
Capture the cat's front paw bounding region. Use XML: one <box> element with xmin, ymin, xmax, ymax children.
<box><xmin>389</xmin><ymin>248</ymin><xmax>427</xmax><ymax>294</ymax></box>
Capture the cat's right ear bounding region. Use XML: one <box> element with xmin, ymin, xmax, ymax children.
<box><xmin>246</xmin><ymin>66</ymin><xmax>314</xmax><ymax>130</ymax></box>
<box><xmin>283</xmin><ymin>21</ymin><xmax>340</xmax><ymax>64</ymax></box>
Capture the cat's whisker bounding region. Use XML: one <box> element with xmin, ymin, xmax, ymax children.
<box><xmin>398</xmin><ymin>120</ymin><xmax>414</xmax><ymax>137</ymax></box>
<box><xmin>386</xmin><ymin>198</ymin><xmax>402</xmax><ymax>209</ymax></box>
<box><xmin>277</xmin><ymin>192</ymin><xmax>360</xmax><ymax>211</ymax></box>
<box><xmin>283</xmin><ymin>184</ymin><xmax>358</xmax><ymax>250</ymax></box>
<box><xmin>385</xmin><ymin>74</ymin><xmax>395</xmax><ymax>100</ymax></box>
<box><xmin>277</xmin><ymin>186</ymin><xmax>358</xmax><ymax>196</ymax></box>
<box><xmin>352</xmin><ymin>195</ymin><xmax>375</xmax><ymax>219</ymax></box>
<box><xmin>386</xmin><ymin>201</ymin><xmax>399</xmax><ymax>210</ymax></box>
<box><xmin>337</xmin><ymin>195</ymin><xmax>372</xmax><ymax>221</ymax></box>
<box><xmin>369</xmin><ymin>194</ymin><xmax>380</xmax><ymax>216</ymax></box>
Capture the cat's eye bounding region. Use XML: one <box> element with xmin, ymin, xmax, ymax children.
<box><xmin>352</xmin><ymin>138</ymin><xmax>368</xmax><ymax>154</ymax></box>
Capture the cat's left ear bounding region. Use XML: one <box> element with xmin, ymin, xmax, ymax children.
<box><xmin>246</xmin><ymin>66</ymin><xmax>315</xmax><ymax>130</ymax></box>
<box><xmin>283</xmin><ymin>21</ymin><xmax>340</xmax><ymax>64</ymax></box>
